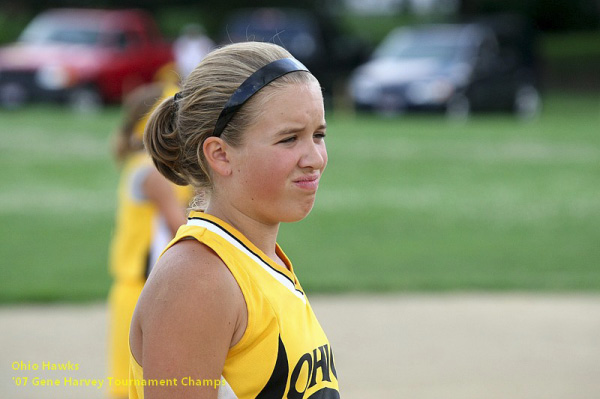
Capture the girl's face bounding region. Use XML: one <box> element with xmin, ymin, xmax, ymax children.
<box><xmin>227</xmin><ymin>80</ymin><xmax>327</xmax><ymax>225</ymax></box>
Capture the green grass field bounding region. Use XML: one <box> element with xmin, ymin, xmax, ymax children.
<box><xmin>1</xmin><ymin>93</ymin><xmax>599</xmax><ymax>302</ymax></box>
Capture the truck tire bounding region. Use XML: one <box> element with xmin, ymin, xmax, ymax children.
<box><xmin>68</xmin><ymin>85</ymin><xmax>103</xmax><ymax>113</ymax></box>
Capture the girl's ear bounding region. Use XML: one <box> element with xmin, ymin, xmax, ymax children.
<box><xmin>203</xmin><ymin>137</ymin><xmax>232</xmax><ymax>177</ymax></box>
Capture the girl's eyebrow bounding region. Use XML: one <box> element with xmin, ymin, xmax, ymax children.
<box><xmin>276</xmin><ymin>123</ymin><xmax>327</xmax><ymax>136</ymax></box>
<box><xmin>276</xmin><ymin>127</ymin><xmax>303</xmax><ymax>136</ymax></box>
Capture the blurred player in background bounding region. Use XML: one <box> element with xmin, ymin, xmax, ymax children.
<box><xmin>107</xmin><ymin>83</ymin><xmax>193</xmax><ymax>399</ymax></box>
<box><xmin>174</xmin><ymin>23</ymin><xmax>214</xmax><ymax>80</ymax></box>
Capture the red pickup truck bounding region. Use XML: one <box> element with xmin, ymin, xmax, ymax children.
<box><xmin>0</xmin><ymin>8</ymin><xmax>174</xmax><ymax>110</ymax></box>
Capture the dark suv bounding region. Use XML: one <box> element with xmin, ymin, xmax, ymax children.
<box><xmin>221</xmin><ymin>8</ymin><xmax>369</xmax><ymax>102</ymax></box>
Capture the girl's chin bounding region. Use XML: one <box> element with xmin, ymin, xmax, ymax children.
<box><xmin>281</xmin><ymin>202</ymin><xmax>316</xmax><ymax>223</ymax></box>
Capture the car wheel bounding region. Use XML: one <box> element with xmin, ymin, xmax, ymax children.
<box><xmin>446</xmin><ymin>93</ymin><xmax>470</xmax><ymax>120</ymax></box>
<box><xmin>375</xmin><ymin>93</ymin><xmax>405</xmax><ymax>117</ymax></box>
<box><xmin>0</xmin><ymin>83</ymin><xmax>28</xmax><ymax>109</ymax></box>
<box><xmin>514</xmin><ymin>84</ymin><xmax>541</xmax><ymax>119</ymax></box>
<box><xmin>68</xmin><ymin>86</ymin><xmax>102</xmax><ymax>113</ymax></box>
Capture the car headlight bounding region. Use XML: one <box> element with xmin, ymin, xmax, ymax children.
<box><xmin>406</xmin><ymin>79</ymin><xmax>454</xmax><ymax>105</ymax></box>
<box><xmin>35</xmin><ymin>65</ymin><xmax>75</xmax><ymax>90</ymax></box>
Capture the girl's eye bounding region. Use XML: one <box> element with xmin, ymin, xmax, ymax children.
<box><xmin>314</xmin><ymin>132</ymin><xmax>326</xmax><ymax>140</ymax></box>
<box><xmin>279</xmin><ymin>136</ymin><xmax>297</xmax><ymax>144</ymax></box>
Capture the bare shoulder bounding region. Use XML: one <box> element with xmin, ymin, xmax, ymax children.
<box><xmin>130</xmin><ymin>239</ymin><xmax>246</xmax><ymax>368</ymax></box>
<box><xmin>145</xmin><ymin>239</ymin><xmax>237</xmax><ymax>300</ymax></box>
<box><xmin>140</xmin><ymin>241</ymin><xmax>225</xmax><ymax>304</ymax></box>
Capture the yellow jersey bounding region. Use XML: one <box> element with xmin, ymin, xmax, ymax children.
<box><xmin>109</xmin><ymin>152</ymin><xmax>192</xmax><ymax>282</ymax></box>
<box><xmin>130</xmin><ymin>211</ymin><xmax>340</xmax><ymax>399</ymax></box>
<box><xmin>109</xmin><ymin>152</ymin><xmax>192</xmax><ymax>398</ymax></box>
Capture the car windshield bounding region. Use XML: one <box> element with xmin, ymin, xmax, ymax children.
<box><xmin>20</xmin><ymin>18</ymin><xmax>102</xmax><ymax>46</ymax></box>
<box><xmin>374</xmin><ymin>28</ymin><xmax>467</xmax><ymax>62</ymax></box>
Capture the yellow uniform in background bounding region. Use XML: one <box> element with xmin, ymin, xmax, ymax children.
<box><xmin>108</xmin><ymin>152</ymin><xmax>192</xmax><ymax>398</ymax></box>
<box><xmin>129</xmin><ymin>211</ymin><xmax>340</xmax><ymax>399</ymax></box>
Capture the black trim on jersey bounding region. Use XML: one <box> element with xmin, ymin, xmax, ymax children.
<box><xmin>307</xmin><ymin>388</ymin><xmax>341</xmax><ymax>399</ymax></box>
<box><xmin>256</xmin><ymin>336</ymin><xmax>289</xmax><ymax>399</ymax></box>
<box><xmin>188</xmin><ymin>216</ymin><xmax>305</xmax><ymax>297</ymax></box>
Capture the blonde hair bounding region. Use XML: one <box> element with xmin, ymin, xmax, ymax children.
<box><xmin>143</xmin><ymin>42</ymin><xmax>318</xmax><ymax>205</ymax></box>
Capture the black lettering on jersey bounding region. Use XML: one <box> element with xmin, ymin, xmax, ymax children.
<box><xmin>288</xmin><ymin>344</ymin><xmax>339</xmax><ymax>399</ymax></box>
<box><xmin>257</xmin><ymin>336</ymin><xmax>289</xmax><ymax>399</ymax></box>
<box><xmin>329</xmin><ymin>344</ymin><xmax>337</xmax><ymax>379</ymax></box>
<box><xmin>309</xmin><ymin>345</ymin><xmax>331</xmax><ymax>388</ymax></box>
<box><xmin>288</xmin><ymin>353</ymin><xmax>313</xmax><ymax>399</ymax></box>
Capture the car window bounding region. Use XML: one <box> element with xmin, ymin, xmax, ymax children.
<box><xmin>49</xmin><ymin>29</ymin><xmax>100</xmax><ymax>45</ymax></box>
<box><xmin>104</xmin><ymin>31</ymin><xmax>142</xmax><ymax>49</ymax></box>
<box><xmin>21</xmin><ymin>24</ymin><xmax>101</xmax><ymax>46</ymax></box>
<box><xmin>20</xmin><ymin>15</ymin><xmax>103</xmax><ymax>46</ymax></box>
<box><xmin>374</xmin><ymin>28</ymin><xmax>465</xmax><ymax>62</ymax></box>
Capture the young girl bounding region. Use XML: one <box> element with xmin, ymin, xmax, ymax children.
<box><xmin>108</xmin><ymin>83</ymin><xmax>193</xmax><ymax>399</ymax></box>
<box><xmin>129</xmin><ymin>42</ymin><xmax>339</xmax><ymax>399</ymax></box>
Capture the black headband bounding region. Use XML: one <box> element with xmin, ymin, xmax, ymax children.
<box><xmin>212</xmin><ymin>58</ymin><xmax>309</xmax><ymax>137</ymax></box>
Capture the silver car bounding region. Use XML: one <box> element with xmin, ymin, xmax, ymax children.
<box><xmin>348</xmin><ymin>22</ymin><xmax>541</xmax><ymax>118</ymax></box>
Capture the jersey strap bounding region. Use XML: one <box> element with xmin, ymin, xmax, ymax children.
<box><xmin>187</xmin><ymin>216</ymin><xmax>306</xmax><ymax>303</ymax></box>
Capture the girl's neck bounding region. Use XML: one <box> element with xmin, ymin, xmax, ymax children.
<box><xmin>204</xmin><ymin>203</ymin><xmax>285</xmax><ymax>268</ymax></box>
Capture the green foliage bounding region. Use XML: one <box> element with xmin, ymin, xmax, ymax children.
<box><xmin>542</xmin><ymin>31</ymin><xmax>600</xmax><ymax>60</ymax></box>
<box><xmin>1</xmin><ymin>93</ymin><xmax>599</xmax><ymax>302</ymax></box>
<box><xmin>0</xmin><ymin>11</ymin><xmax>31</xmax><ymax>44</ymax></box>
<box><xmin>336</xmin><ymin>13</ymin><xmax>435</xmax><ymax>47</ymax></box>
<box><xmin>540</xmin><ymin>31</ymin><xmax>600</xmax><ymax>92</ymax></box>
<box><xmin>154</xmin><ymin>6</ymin><xmax>214</xmax><ymax>39</ymax></box>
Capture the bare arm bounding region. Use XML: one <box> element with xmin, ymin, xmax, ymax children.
<box><xmin>142</xmin><ymin>168</ymin><xmax>187</xmax><ymax>235</ymax></box>
<box><xmin>133</xmin><ymin>240</ymin><xmax>246</xmax><ymax>398</ymax></box>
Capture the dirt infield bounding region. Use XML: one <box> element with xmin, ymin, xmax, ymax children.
<box><xmin>1</xmin><ymin>294</ymin><xmax>599</xmax><ymax>399</ymax></box>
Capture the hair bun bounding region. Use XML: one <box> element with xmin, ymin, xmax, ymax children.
<box><xmin>144</xmin><ymin>97</ymin><xmax>189</xmax><ymax>186</ymax></box>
